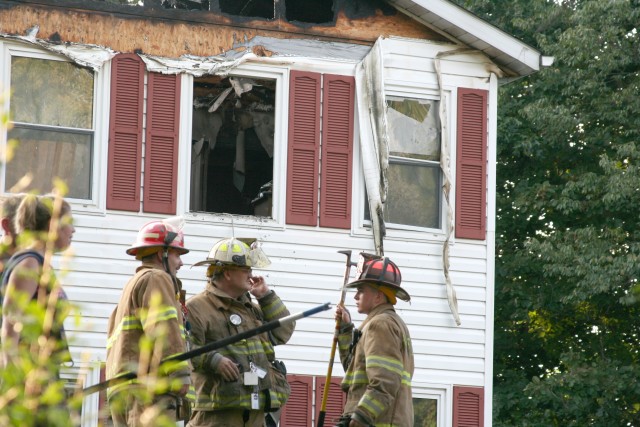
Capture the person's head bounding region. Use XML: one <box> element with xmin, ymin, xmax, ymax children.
<box><xmin>1</xmin><ymin>193</ymin><xmax>26</xmax><ymax>249</ymax></box>
<box><xmin>194</xmin><ymin>237</ymin><xmax>270</xmax><ymax>297</ymax></box>
<box><xmin>127</xmin><ymin>219</ymin><xmax>189</xmax><ymax>276</ymax></box>
<box><xmin>346</xmin><ymin>255</ymin><xmax>410</xmax><ymax>314</ymax></box>
<box><xmin>13</xmin><ymin>194</ymin><xmax>74</xmax><ymax>252</ymax></box>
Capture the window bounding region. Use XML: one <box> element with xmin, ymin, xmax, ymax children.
<box><xmin>285</xmin><ymin>0</ymin><xmax>334</xmax><ymax>23</ymax></box>
<box><xmin>189</xmin><ymin>74</ymin><xmax>276</xmax><ymax>218</ymax></box>
<box><xmin>3</xmin><ymin>50</ymin><xmax>96</xmax><ymax>200</ymax></box>
<box><xmin>413</xmin><ymin>383</ymin><xmax>451</xmax><ymax>427</ymax></box>
<box><xmin>219</xmin><ymin>0</ymin><xmax>274</xmax><ymax>18</ymax></box>
<box><xmin>365</xmin><ymin>96</ymin><xmax>441</xmax><ymax>230</ymax></box>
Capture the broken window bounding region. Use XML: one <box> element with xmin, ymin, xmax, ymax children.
<box><xmin>219</xmin><ymin>0</ymin><xmax>274</xmax><ymax>18</ymax></box>
<box><xmin>190</xmin><ymin>75</ymin><xmax>275</xmax><ymax>217</ymax></box>
<box><xmin>5</xmin><ymin>55</ymin><xmax>95</xmax><ymax>199</ymax></box>
<box><xmin>365</xmin><ymin>96</ymin><xmax>441</xmax><ymax>229</ymax></box>
<box><xmin>88</xmin><ymin>0</ymin><xmax>335</xmax><ymax>22</ymax></box>
<box><xmin>285</xmin><ymin>0</ymin><xmax>333</xmax><ymax>23</ymax></box>
<box><xmin>161</xmin><ymin>0</ymin><xmax>210</xmax><ymax>10</ymax></box>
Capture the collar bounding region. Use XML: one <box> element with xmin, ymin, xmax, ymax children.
<box><xmin>205</xmin><ymin>281</ymin><xmax>252</xmax><ymax>310</ymax></box>
<box><xmin>360</xmin><ymin>303</ymin><xmax>395</xmax><ymax>329</ymax></box>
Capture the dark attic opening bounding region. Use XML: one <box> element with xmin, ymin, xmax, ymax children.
<box><xmin>190</xmin><ymin>75</ymin><xmax>276</xmax><ymax>218</ymax></box>
<box><xmin>219</xmin><ymin>0</ymin><xmax>275</xmax><ymax>19</ymax></box>
<box><xmin>285</xmin><ymin>0</ymin><xmax>334</xmax><ymax>23</ymax></box>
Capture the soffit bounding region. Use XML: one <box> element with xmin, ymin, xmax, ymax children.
<box><xmin>386</xmin><ymin>0</ymin><xmax>545</xmax><ymax>77</ymax></box>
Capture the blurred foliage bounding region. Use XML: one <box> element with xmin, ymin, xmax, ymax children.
<box><xmin>452</xmin><ymin>0</ymin><xmax>640</xmax><ymax>425</ymax></box>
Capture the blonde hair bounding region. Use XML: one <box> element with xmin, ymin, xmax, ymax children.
<box><xmin>14</xmin><ymin>194</ymin><xmax>71</xmax><ymax>235</ymax></box>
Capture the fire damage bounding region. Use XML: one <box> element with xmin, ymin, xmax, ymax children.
<box><xmin>190</xmin><ymin>75</ymin><xmax>275</xmax><ymax>217</ymax></box>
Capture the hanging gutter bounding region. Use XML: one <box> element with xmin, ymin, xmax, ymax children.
<box><xmin>1</xmin><ymin>30</ymin><xmax>372</xmax><ymax>76</ymax></box>
<box><xmin>138</xmin><ymin>50</ymin><xmax>256</xmax><ymax>76</ymax></box>
<box><xmin>0</xmin><ymin>29</ymin><xmax>115</xmax><ymax>71</ymax></box>
<box><xmin>435</xmin><ymin>49</ymin><xmax>470</xmax><ymax>327</ymax></box>
<box><xmin>354</xmin><ymin>37</ymin><xmax>389</xmax><ymax>257</ymax></box>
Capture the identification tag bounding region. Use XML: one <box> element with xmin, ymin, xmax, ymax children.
<box><xmin>244</xmin><ymin>371</ymin><xmax>259</xmax><ymax>386</ymax></box>
<box><xmin>251</xmin><ymin>392</ymin><xmax>260</xmax><ymax>409</ymax></box>
<box><xmin>250</xmin><ymin>361</ymin><xmax>268</xmax><ymax>379</ymax></box>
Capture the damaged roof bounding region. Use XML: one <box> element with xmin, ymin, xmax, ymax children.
<box><xmin>387</xmin><ymin>0</ymin><xmax>553</xmax><ymax>78</ymax></box>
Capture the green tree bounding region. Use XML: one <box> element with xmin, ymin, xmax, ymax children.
<box><xmin>453</xmin><ymin>0</ymin><xmax>640</xmax><ymax>425</ymax></box>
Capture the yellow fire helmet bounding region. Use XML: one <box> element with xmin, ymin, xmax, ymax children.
<box><xmin>193</xmin><ymin>237</ymin><xmax>271</xmax><ymax>269</ymax></box>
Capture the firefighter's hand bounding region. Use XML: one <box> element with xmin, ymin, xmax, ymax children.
<box><xmin>335</xmin><ymin>304</ymin><xmax>351</xmax><ymax>325</ymax></box>
<box><xmin>349</xmin><ymin>420</ymin><xmax>366</xmax><ymax>427</ymax></box>
<box><xmin>249</xmin><ymin>275</ymin><xmax>270</xmax><ymax>299</ymax></box>
<box><xmin>217</xmin><ymin>356</ymin><xmax>240</xmax><ymax>382</ymax></box>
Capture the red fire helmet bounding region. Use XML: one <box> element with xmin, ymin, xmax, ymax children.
<box><xmin>347</xmin><ymin>256</ymin><xmax>410</xmax><ymax>302</ymax></box>
<box><xmin>126</xmin><ymin>220</ymin><xmax>189</xmax><ymax>259</ymax></box>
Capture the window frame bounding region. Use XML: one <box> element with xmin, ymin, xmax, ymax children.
<box><xmin>177</xmin><ymin>63</ymin><xmax>288</xmax><ymax>228</ymax></box>
<box><xmin>354</xmin><ymin>85</ymin><xmax>451</xmax><ymax>240</ymax></box>
<box><xmin>412</xmin><ymin>382</ymin><xmax>452</xmax><ymax>427</ymax></box>
<box><xmin>0</xmin><ymin>40</ymin><xmax>110</xmax><ymax>214</ymax></box>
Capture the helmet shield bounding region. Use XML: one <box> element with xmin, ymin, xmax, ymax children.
<box><xmin>193</xmin><ymin>238</ymin><xmax>271</xmax><ymax>268</ymax></box>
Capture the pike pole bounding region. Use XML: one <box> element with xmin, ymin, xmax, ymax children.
<box><xmin>83</xmin><ymin>302</ymin><xmax>332</xmax><ymax>396</ymax></box>
<box><xmin>317</xmin><ymin>250</ymin><xmax>354</xmax><ymax>427</ymax></box>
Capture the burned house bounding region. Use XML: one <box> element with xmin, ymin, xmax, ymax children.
<box><xmin>0</xmin><ymin>0</ymin><xmax>550</xmax><ymax>425</ymax></box>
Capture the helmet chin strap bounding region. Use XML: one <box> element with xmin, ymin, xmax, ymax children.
<box><xmin>162</xmin><ymin>246</ymin><xmax>180</xmax><ymax>296</ymax></box>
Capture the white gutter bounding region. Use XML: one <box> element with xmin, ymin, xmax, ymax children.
<box><xmin>354</xmin><ymin>37</ymin><xmax>389</xmax><ymax>256</ymax></box>
<box><xmin>1</xmin><ymin>29</ymin><xmax>115</xmax><ymax>71</ymax></box>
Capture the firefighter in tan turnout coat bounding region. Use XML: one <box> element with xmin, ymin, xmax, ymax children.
<box><xmin>106</xmin><ymin>219</ymin><xmax>192</xmax><ymax>427</ymax></box>
<box><xmin>335</xmin><ymin>256</ymin><xmax>415</xmax><ymax>427</ymax></box>
<box><xmin>186</xmin><ymin>237</ymin><xmax>293</xmax><ymax>427</ymax></box>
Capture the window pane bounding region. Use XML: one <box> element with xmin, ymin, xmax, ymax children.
<box><xmin>190</xmin><ymin>75</ymin><xmax>275</xmax><ymax>217</ymax></box>
<box><xmin>387</xmin><ymin>97</ymin><xmax>440</xmax><ymax>161</ymax></box>
<box><xmin>413</xmin><ymin>397</ymin><xmax>438</xmax><ymax>427</ymax></box>
<box><xmin>6</xmin><ymin>126</ymin><xmax>92</xmax><ymax>199</ymax></box>
<box><xmin>10</xmin><ymin>57</ymin><xmax>94</xmax><ymax>129</ymax></box>
<box><xmin>385</xmin><ymin>161</ymin><xmax>440</xmax><ymax>228</ymax></box>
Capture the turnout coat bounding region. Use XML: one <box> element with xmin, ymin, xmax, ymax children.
<box><xmin>338</xmin><ymin>304</ymin><xmax>415</xmax><ymax>427</ymax></box>
<box><xmin>186</xmin><ymin>282</ymin><xmax>294</xmax><ymax>412</ymax></box>
<box><xmin>105</xmin><ymin>263</ymin><xmax>191</xmax><ymax>399</ymax></box>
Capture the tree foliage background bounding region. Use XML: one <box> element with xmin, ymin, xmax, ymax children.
<box><xmin>451</xmin><ymin>0</ymin><xmax>640</xmax><ymax>425</ymax></box>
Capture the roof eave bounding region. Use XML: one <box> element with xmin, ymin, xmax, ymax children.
<box><xmin>386</xmin><ymin>0</ymin><xmax>552</xmax><ymax>78</ymax></box>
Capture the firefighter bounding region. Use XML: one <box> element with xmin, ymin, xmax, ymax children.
<box><xmin>106</xmin><ymin>218</ymin><xmax>192</xmax><ymax>427</ymax></box>
<box><xmin>335</xmin><ymin>256</ymin><xmax>415</xmax><ymax>427</ymax></box>
<box><xmin>186</xmin><ymin>237</ymin><xmax>293</xmax><ymax>427</ymax></box>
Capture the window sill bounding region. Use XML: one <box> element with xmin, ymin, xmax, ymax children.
<box><xmin>184</xmin><ymin>211</ymin><xmax>285</xmax><ymax>230</ymax></box>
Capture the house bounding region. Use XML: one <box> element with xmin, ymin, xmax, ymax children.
<box><xmin>0</xmin><ymin>0</ymin><xmax>550</xmax><ymax>425</ymax></box>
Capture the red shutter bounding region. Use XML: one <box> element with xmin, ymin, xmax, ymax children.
<box><xmin>319</xmin><ymin>75</ymin><xmax>354</xmax><ymax>229</ymax></box>
<box><xmin>453</xmin><ymin>386</ymin><xmax>484</xmax><ymax>427</ymax></box>
<box><xmin>280</xmin><ymin>374</ymin><xmax>313</xmax><ymax>427</ymax></box>
<box><xmin>107</xmin><ymin>53</ymin><xmax>144</xmax><ymax>211</ymax></box>
<box><xmin>455</xmin><ymin>88</ymin><xmax>488</xmax><ymax>240</ymax></box>
<box><xmin>286</xmin><ymin>71</ymin><xmax>321</xmax><ymax>226</ymax></box>
<box><xmin>315</xmin><ymin>376</ymin><xmax>346</xmax><ymax>426</ymax></box>
<box><xmin>143</xmin><ymin>72</ymin><xmax>181</xmax><ymax>214</ymax></box>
